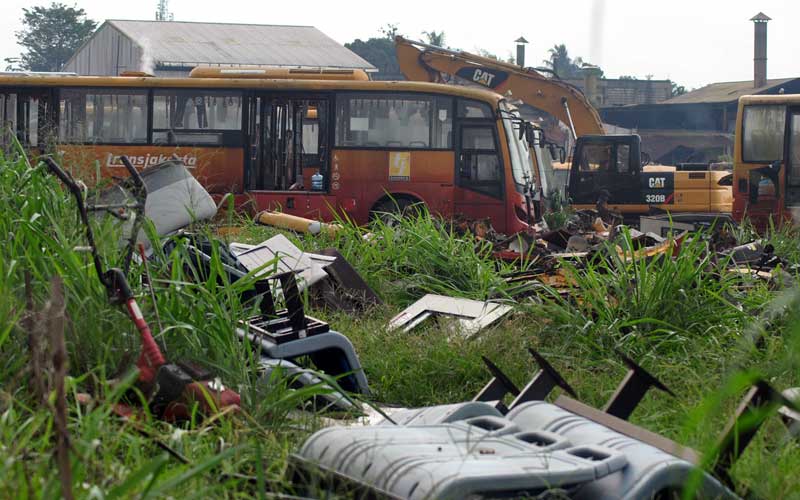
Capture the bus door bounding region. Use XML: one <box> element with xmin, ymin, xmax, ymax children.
<box><xmin>454</xmin><ymin>123</ymin><xmax>505</xmax><ymax>227</ymax></box>
<box><xmin>247</xmin><ymin>95</ymin><xmax>329</xmax><ymax>192</ymax></box>
<box><xmin>0</xmin><ymin>89</ymin><xmax>53</xmax><ymax>153</ymax></box>
<box><xmin>785</xmin><ymin>107</ymin><xmax>800</xmax><ymax>209</ymax></box>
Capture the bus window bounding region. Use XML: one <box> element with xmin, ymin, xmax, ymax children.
<box><xmin>458</xmin><ymin>99</ymin><xmax>493</xmax><ymax>119</ymax></box>
<box><xmin>742</xmin><ymin>105</ymin><xmax>786</xmax><ymax>163</ymax></box>
<box><xmin>335</xmin><ymin>94</ymin><xmax>452</xmax><ymax>149</ymax></box>
<box><xmin>1</xmin><ymin>93</ymin><xmax>17</xmax><ymax>150</ymax></box>
<box><xmin>459</xmin><ymin>126</ymin><xmax>502</xmax><ymax>198</ymax></box>
<box><xmin>153</xmin><ymin>90</ymin><xmax>242</xmax><ymax>145</ymax></box>
<box><xmin>59</xmin><ymin>89</ymin><xmax>148</xmax><ymax>144</ymax></box>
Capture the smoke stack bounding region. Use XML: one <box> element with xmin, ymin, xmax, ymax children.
<box><xmin>515</xmin><ymin>37</ymin><xmax>528</xmax><ymax>67</ymax></box>
<box><xmin>751</xmin><ymin>12</ymin><xmax>771</xmax><ymax>88</ymax></box>
<box><xmin>581</xmin><ymin>64</ymin><xmax>603</xmax><ymax>108</ymax></box>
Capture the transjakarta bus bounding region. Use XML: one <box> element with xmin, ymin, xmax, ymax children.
<box><xmin>0</xmin><ymin>69</ymin><xmax>551</xmax><ymax>233</ymax></box>
<box><xmin>733</xmin><ymin>94</ymin><xmax>800</xmax><ymax>228</ymax></box>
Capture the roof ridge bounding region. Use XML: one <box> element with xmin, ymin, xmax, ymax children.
<box><xmin>107</xmin><ymin>19</ymin><xmax>316</xmax><ymax>28</ymax></box>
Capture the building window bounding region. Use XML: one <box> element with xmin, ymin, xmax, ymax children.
<box><xmin>153</xmin><ymin>90</ymin><xmax>243</xmax><ymax>145</ymax></box>
<box><xmin>59</xmin><ymin>89</ymin><xmax>148</xmax><ymax>144</ymax></box>
<box><xmin>742</xmin><ymin>105</ymin><xmax>786</xmax><ymax>162</ymax></box>
<box><xmin>335</xmin><ymin>94</ymin><xmax>452</xmax><ymax>149</ymax></box>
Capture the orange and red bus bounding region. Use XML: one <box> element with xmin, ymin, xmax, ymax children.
<box><xmin>0</xmin><ymin>69</ymin><xmax>552</xmax><ymax>233</ymax></box>
<box><xmin>733</xmin><ymin>94</ymin><xmax>800</xmax><ymax>228</ymax></box>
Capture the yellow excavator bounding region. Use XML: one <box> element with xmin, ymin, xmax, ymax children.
<box><xmin>395</xmin><ymin>36</ymin><xmax>732</xmax><ymax>220</ymax></box>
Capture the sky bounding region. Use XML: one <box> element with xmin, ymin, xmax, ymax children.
<box><xmin>0</xmin><ymin>0</ymin><xmax>797</xmax><ymax>90</ymax></box>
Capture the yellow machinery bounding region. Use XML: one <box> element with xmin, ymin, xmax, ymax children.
<box><xmin>395</xmin><ymin>37</ymin><xmax>732</xmax><ymax>218</ymax></box>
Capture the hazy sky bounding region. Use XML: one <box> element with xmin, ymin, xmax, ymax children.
<box><xmin>0</xmin><ymin>0</ymin><xmax>797</xmax><ymax>90</ymax></box>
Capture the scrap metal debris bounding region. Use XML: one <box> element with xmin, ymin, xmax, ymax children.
<box><xmin>388</xmin><ymin>294</ymin><xmax>513</xmax><ymax>337</ymax></box>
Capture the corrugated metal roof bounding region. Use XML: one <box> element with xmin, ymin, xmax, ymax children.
<box><xmin>106</xmin><ymin>20</ymin><xmax>375</xmax><ymax>70</ymax></box>
<box><xmin>662</xmin><ymin>77</ymin><xmax>797</xmax><ymax>104</ymax></box>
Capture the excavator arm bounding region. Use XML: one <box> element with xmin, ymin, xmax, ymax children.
<box><xmin>395</xmin><ymin>36</ymin><xmax>605</xmax><ymax>137</ymax></box>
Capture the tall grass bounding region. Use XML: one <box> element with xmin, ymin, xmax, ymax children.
<box><xmin>0</xmin><ymin>152</ymin><xmax>332</xmax><ymax>497</ymax></box>
<box><xmin>2</xmin><ymin>149</ymin><xmax>800</xmax><ymax>498</ymax></box>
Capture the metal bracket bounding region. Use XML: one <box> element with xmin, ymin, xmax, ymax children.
<box><xmin>712</xmin><ymin>380</ymin><xmax>800</xmax><ymax>487</ymax></box>
<box><xmin>508</xmin><ymin>348</ymin><xmax>577</xmax><ymax>409</ymax></box>
<box><xmin>602</xmin><ymin>350</ymin><xmax>675</xmax><ymax>420</ymax></box>
<box><xmin>473</xmin><ymin>356</ymin><xmax>520</xmax><ymax>411</ymax></box>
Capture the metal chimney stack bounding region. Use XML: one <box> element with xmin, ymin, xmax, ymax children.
<box><xmin>515</xmin><ymin>37</ymin><xmax>528</xmax><ymax>67</ymax></box>
<box><xmin>751</xmin><ymin>12</ymin><xmax>771</xmax><ymax>88</ymax></box>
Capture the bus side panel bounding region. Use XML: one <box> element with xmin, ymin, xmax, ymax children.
<box><xmin>332</xmin><ymin>149</ymin><xmax>455</xmax><ymax>220</ymax></box>
<box><xmin>248</xmin><ymin>192</ymin><xmax>341</xmax><ymax>221</ymax></box>
<box><xmin>58</xmin><ymin>145</ymin><xmax>244</xmax><ymax>194</ymax></box>
<box><xmin>453</xmin><ymin>188</ymin><xmax>508</xmax><ymax>232</ymax></box>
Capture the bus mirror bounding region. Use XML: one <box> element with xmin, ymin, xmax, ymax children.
<box><xmin>525</xmin><ymin>127</ymin><xmax>536</xmax><ymax>145</ymax></box>
<box><xmin>548</xmin><ymin>143</ymin><xmax>566</xmax><ymax>163</ymax></box>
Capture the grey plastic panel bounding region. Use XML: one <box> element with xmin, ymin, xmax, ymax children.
<box><xmin>506</xmin><ymin>401</ymin><xmax>739</xmax><ymax>499</ymax></box>
<box><xmin>237</xmin><ymin>326</ymin><xmax>370</xmax><ymax>395</ymax></box>
<box><xmin>295</xmin><ymin>400</ymin><xmax>741</xmax><ymax>499</ymax></box>
<box><xmin>297</xmin><ymin>421</ymin><xmax>627</xmax><ymax>499</ymax></box>
<box><xmin>258</xmin><ymin>357</ymin><xmax>355</xmax><ymax>412</ymax></box>
<box><xmin>380</xmin><ymin>401</ymin><xmax>504</xmax><ymax>426</ymax></box>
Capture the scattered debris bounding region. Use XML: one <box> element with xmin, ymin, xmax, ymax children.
<box><xmin>230</xmin><ymin>234</ymin><xmax>335</xmax><ymax>290</ymax></box>
<box><xmin>779</xmin><ymin>388</ymin><xmax>800</xmax><ymax>437</ymax></box>
<box><xmin>236</xmin><ymin>269</ymin><xmax>370</xmax><ymax>405</ymax></box>
<box><xmin>388</xmin><ymin>294</ymin><xmax>513</xmax><ymax>337</ymax></box>
<box><xmin>99</xmin><ymin>159</ymin><xmax>217</xmax><ymax>250</ymax></box>
<box><xmin>256</xmin><ymin>210</ymin><xmax>341</xmax><ymax>236</ymax></box>
<box><xmin>311</xmin><ymin>248</ymin><xmax>383</xmax><ymax>312</ymax></box>
<box><xmin>290</xmin><ymin>349</ymin><xmax>800</xmax><ymax>500</ymax></box>
<box><xmin>45</xmin><ymin>157</ymin><xmax>241</xmax><ymax>422</ymax></box>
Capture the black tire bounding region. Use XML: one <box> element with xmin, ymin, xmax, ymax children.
<box><xmin>369</xmin><ymin>196</ymin><xmax>425</xmax><ymax>224</ymax></box>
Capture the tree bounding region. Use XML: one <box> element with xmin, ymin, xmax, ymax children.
<box><xmin>345</xmin><ymin>37</ymin><xmax>402</xmax><ymax>80</ymax></box>
<box><xmin>7</xmin><ymin>3</ymin><xmax>97</xmax><ymax>72</ymax></box>
<box><xmin>542</xmin><ymin>43</ymin><xmax>590</xmax><ymax>79</ymax></box>
<box><xmin>671</xmin><ymin>81</ymin><xmax>687</xmax><ymax>97</ymax></box>
<box><xmin>476</xmin><ymin>48</ymin><xmax>500</xmax><ymax>61</ymax></box>
<box><xmin>422</xmin><ymin>30</ymin><xmax>446</xmax><ymax>47</ymax></box>
<box><xmin>379</xmin><ymin>23</ymin><xmax>400</xmax><ymax>40</ymax></box>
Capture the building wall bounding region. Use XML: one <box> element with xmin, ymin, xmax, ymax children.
<box><xmin>564</xmin><ymin>78</ymin><xmax>672</xmax><ymax>107</ymax></box>
<box><xmin>62</xmin><ymin>23</ymin><xmax>143</xmax><ymax>76</ymax></box>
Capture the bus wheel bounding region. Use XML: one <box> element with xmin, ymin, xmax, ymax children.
<box><xmin>369</xmin><ymin>196</ymin><xmax>425</xmax><ymax>225</ymax></box>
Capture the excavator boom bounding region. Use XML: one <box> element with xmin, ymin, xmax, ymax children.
<box><xmin>395</xmin><ymin>36</ymin><xmax>605</xmax><ymax>137</ymax></box>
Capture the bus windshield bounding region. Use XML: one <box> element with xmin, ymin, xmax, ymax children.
<box><xmin>500</xmin><ymin>102</ymin><xmax>535</xmax><ymax>190</ymax></box>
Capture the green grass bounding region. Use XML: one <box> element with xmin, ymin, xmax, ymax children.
<box><xmin>2</xmin><ymin>152</ymin><xmax>800</xmax><ymax>498</ymax></box>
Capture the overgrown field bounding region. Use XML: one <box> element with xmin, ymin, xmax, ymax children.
<box><xmin>1</xmin><ymin>153</ymin><xmax>800</xmax><ymax>498</ymax></box>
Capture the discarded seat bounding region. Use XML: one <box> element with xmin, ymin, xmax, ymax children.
<box><xmin>291</xmin><ymin>401</ymin><xmax>739</xmax><ymax>499</ymax></box>
<box><xmin>293</xmin><ymin>419</ymin><xmax>628</xmax><ymax>500</ymax></box>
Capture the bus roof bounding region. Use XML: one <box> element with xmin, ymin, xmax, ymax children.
<box><xmin>0</xmin><ymin>74</ymin><xmax>505</xmax><ymax>105</ymax></box>
<box><xmin>738</xmin><ymin>94</ymin><xmax>800</xmax><ymax>106</ymax></box>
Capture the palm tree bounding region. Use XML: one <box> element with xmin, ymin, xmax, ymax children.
<box><xmin>422</xmin><ymin>30</ymin><xmax>446</xmax><ymax>47</ymax></box>
<box><xmin>544</xmin><ymin>44</ymin><xmax>572</xmax><ymax>77</ymax></box>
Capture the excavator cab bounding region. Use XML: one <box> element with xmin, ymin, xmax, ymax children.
<box><xmin>568</xmin><ymin>135</ymin><xmax>674</xmax><ymax>209</ymax></box>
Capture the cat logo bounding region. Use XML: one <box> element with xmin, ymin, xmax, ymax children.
<box><xmin>472</xmin><ymin>69</ymin><xmax>496</xmax><ymax>87</ymax></box>
<box><xmin>455</xmin><ymin>67</ymin><xmax>509</xmax><ymax>89</ymax></box>
<box><xmin>648</xmin><ymin>177</ymin><xmax>666</xmax><ymax>189</ymax></box>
